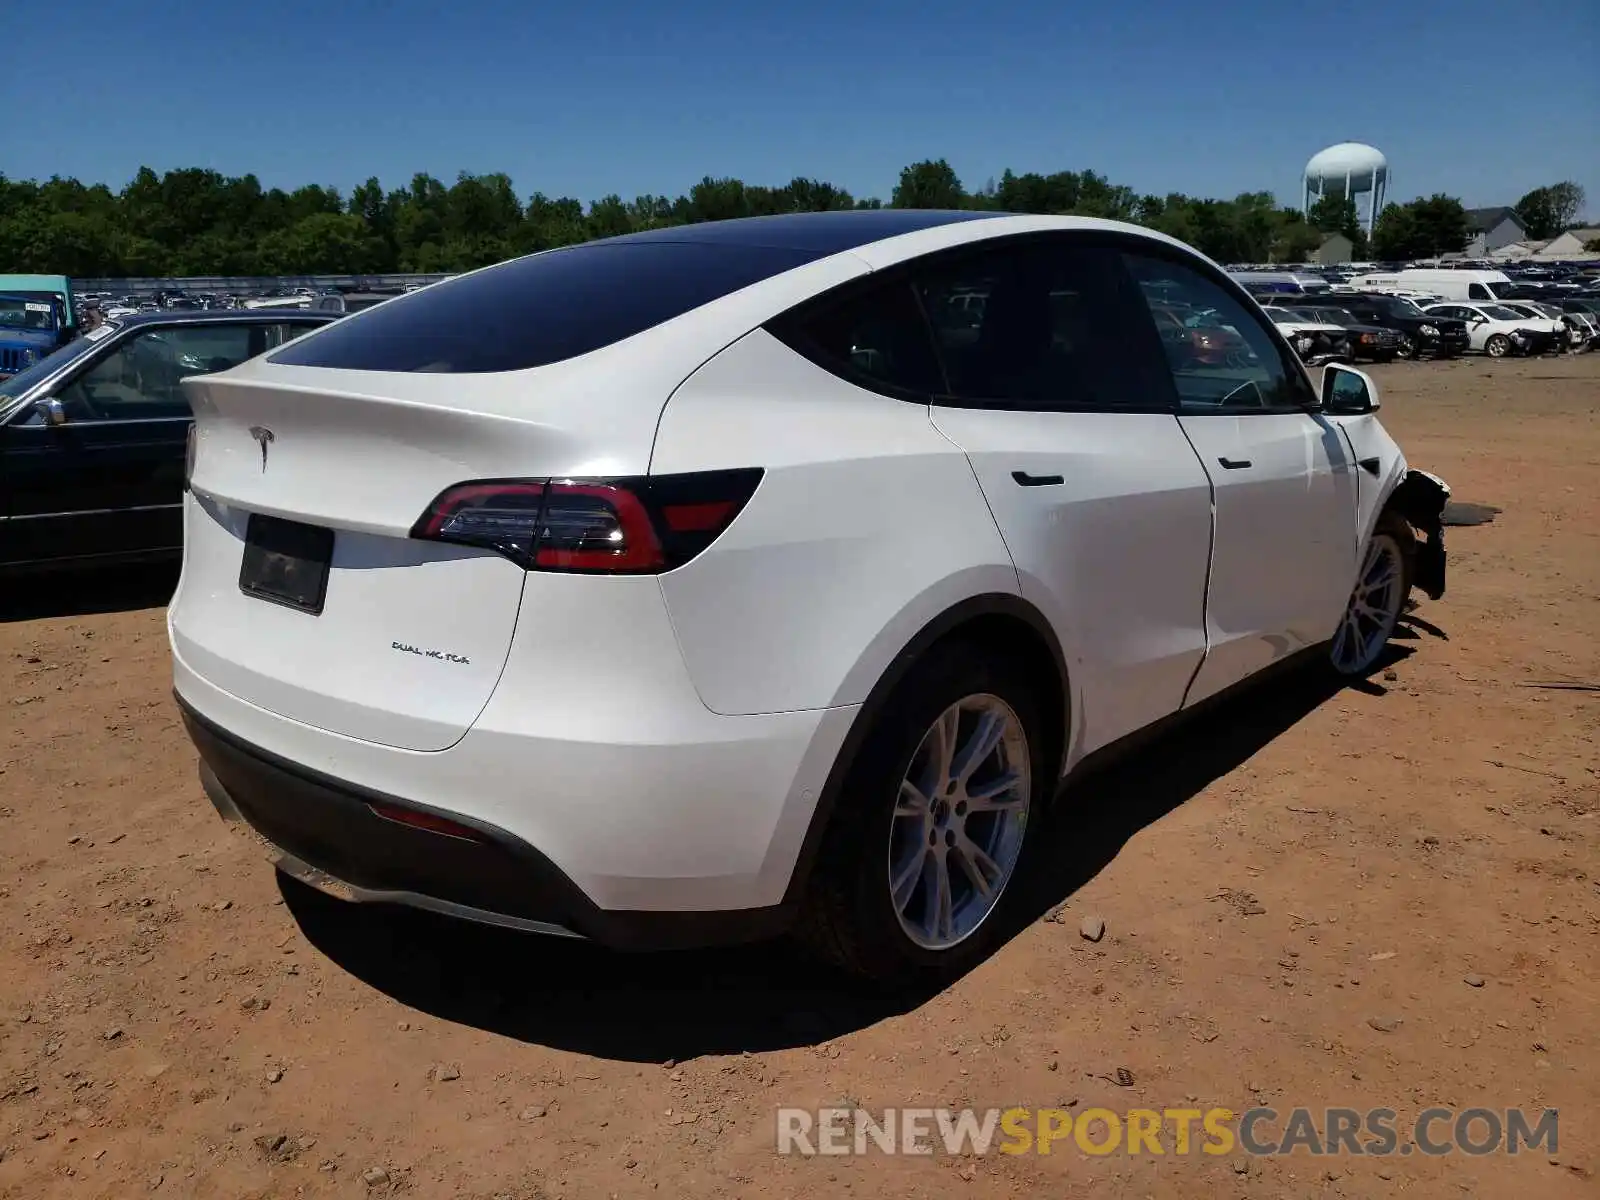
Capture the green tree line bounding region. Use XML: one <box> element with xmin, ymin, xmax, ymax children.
<box><xmin>0</xmin><ymin>158</ymin><xmax>1520</xmax><ymax>277</ymax></box>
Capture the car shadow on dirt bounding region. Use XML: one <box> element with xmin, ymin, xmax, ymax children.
<box><xmin>283</xmin><ymin>643</ymin><xmax>1420</xmax><ymax>1064</ymax></box>
<box><xmin>0</xmin><ymin>563</ymin><xmax>178</xmax><ymax>623</ymax></box>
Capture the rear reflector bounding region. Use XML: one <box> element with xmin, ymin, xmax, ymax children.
<box><xmin>367</xmin><ymin>800</ymin><xmax>488</xmax><ymax>843</ymax></box>
<box><xmin>411</xmin><ymin>469</ymin><xmax>762</xmax><ymax>574</ymax></box>
<box><xmin>660</xmin><ymin>500</ymin><xmax>740</xmax><ymax>533</ymax></box>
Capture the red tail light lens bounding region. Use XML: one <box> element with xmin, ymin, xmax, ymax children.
<box><xmin>411</xmin><ymin>469</ymin><xmax>762</xmax><ymax>573</ymax></box>
<box><xmin>367</xmin><ymin>800</ymin><xmax>488</xmax><ymax>843</ymax></box>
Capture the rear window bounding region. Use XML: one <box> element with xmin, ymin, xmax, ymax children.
<box><xmin>269</xmin><ymin>241</ymin><xmax>818</xmax><ymax>373</ymax></box>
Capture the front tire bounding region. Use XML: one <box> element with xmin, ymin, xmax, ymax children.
<box><xmin>799</xmin><ymin>641</ymin><xmax>1048</xmax><ymax>985</ymax></box>
<box><xmin>1485</xmin><ymin>334</ymin><xmax>1511</xmax><ymax>358</ymax></box>
<box><xmin>1394</xmin><ymin>333</ymin><xmax>1417</xmax><ymax>360</ymax></box>
<box><xmin>1330</xmin><ymin>514</ymin><xmax>1413</xmax><ymax>677</ymax></box>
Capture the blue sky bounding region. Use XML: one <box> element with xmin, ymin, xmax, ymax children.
<box><xmin>11</xmin><ymin>0</ymin><xmax>1598</xmax><ymax>216</ymax></box>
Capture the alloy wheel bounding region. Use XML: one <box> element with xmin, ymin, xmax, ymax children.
<box><xmin>1331</xmin><ymin>533</ymin><xmax>1406</xmax><ymax>675</ymax></box>
<box><xmin>887</xmin><ymin>695</ymin><xmax>1031</xmax><ymax>951</ymax></box>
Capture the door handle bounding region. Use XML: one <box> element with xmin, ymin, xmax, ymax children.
<box><xmin>1012</xmin><ymin>471</ymin><xmax>1064</xmax><ymax>487</ymax></box>
<box><xmin>1217</xmin><ymin>457</ymin><xmax>1253</xmax><ymax>470</ymax></box>
<box><xmin>1358</xmin><ymin>456</ymin><xmax>1382</xmax><ymax>477</ymax></box>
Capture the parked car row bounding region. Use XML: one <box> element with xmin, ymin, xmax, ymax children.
<box><xmin>1255</xmin><ymin>291</ymin><xmax>1596</xmax><ymax>360</ymax></box>
<box><xmin>1227</xmin><ymin>262</ymin><xmax>1600</xmax><ymax>359</ymax></box>
<box><xmin>1255</xmin><ymin>292</ymin><xmax>1473</xmax><ymax>361</ymax></box>
<box><xmin>75</xmin><ymin>285</ymin><xmax>411</xmax><ymax>327</ymax></box>
<box><xmin>1265</xmin><ymin>305</ymin><xmax>1404</xmax><ymax>364</ymax></box>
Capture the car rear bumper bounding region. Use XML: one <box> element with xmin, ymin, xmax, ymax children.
<box><xmin>180</xmin><ymin>694</ymin><xmax>827</xmax><ymax>949</ymax></box>
<box><xmin>172</xmin><ymin>595</ymin><xmax>861</xmax><ymax>943</ymax></box>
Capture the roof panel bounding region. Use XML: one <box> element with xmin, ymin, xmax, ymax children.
<box><xmin>598</xmin><ymin>209</ymin><xmax>1004</xmax><ymax>253</ymax></box>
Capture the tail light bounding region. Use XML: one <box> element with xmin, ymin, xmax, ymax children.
<box><xmin>411</xmin><ymin>469</ymin><xmax>763</xmax><ymax>573</ymax></box>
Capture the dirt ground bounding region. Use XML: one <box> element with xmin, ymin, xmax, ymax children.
<box><xmin>2</xmin><ymin>353</ymin><xmax>1596</xmax><ymax>1200</ymax></box>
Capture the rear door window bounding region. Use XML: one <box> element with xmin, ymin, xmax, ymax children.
<box><xmin>912</xmin><ymin>240</ymin><xmax>1172</xmax><ymax>412</ymax></box>
<box><xmin>269</xmin><ymin>242</ymin><xmax>821</xmax><ymax>374</ymax></box>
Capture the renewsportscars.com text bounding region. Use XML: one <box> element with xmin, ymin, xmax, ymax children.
<box><xmin>775</xmin><ymin>1106</ymin><xmax>1558</xmax><ymax>1157</ymax></box>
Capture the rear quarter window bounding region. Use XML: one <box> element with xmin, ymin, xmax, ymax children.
<box><xmin>269</xmin><ymin>242</ymin><xmax>818</xmax><ymax>373</ymax></box>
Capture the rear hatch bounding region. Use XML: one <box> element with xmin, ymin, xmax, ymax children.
<box><xmin>173</xmin><ymin>359</ymin><xmax>664</xmax><ymax>752</ymax></box>
<box><xmin>169</xmin><ymin>236</ymin><xmax>869</xmax><ymax>751</ymax></box>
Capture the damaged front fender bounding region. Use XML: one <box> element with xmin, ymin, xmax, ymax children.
<box><xmin>1387</xmin><ymin>469</ymin><xmax>1451</xmax><ymax>601</ymax></box>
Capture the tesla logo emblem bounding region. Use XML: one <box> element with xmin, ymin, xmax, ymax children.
<box><xmin>248</xmin><ymin>425</ymin><xmax>275</xmax><ymax>471</ymax></box>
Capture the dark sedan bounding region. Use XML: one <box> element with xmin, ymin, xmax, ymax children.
<box><xmin>1279</xmin><ymin>304</ymin><xmax>1401</xmax><ymax>363</ymax></box>
<box><xmin>0</xmin><ymin>310</ymin><xmax>335</xmax><ymax>573</ymax></box>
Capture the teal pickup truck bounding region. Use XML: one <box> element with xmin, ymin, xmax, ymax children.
<box><xmin>0</xmin><ymin>274</ymin><xmax>77</xmax><ymax>380</ymax></box>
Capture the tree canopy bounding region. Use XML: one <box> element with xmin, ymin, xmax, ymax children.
<box><xmin>1370</xmin><ymin>195</ymin><xmax>1472</xmax><ymax>261</ymax></box>
<box><xmin>0</xmin><ymin>159</ymin><xmax>1479</xmax><ymax>277</ymax></box>
<box><xmin>1513</xmin><ymin>182</ymin><xmax>1586</xmax><ymax>240</ymax></box>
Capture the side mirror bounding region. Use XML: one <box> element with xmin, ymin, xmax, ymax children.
<box><xmin>1322</xmin><ymin>364</ymin><xmax>1379</xmax><ymax>415</ymax></box>
<box><xmin>34</xmin><ymin>397</ymin><xmax>68</xmax><ymax>427</ymax></box>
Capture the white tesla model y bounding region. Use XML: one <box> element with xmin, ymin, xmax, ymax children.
<box><xmin>170</xmin><ymin>212</ymin><xmax>1450</xmax><ymax>982</ymax></box>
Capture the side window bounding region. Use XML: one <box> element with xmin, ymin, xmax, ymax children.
<box><xmin>53</xmin><ymin>324</ymin><xmax>267</xmax><ymax>421</ymax></box>
<box><xmin>266</xmin><ymin>322</ymin><xmax>319</xmax><ymax>350</ymax></box>
<box><xmin>1122</xmin><ymin>253</ymin><xmax>1314</xmax><ymax>413</ymax></box>
<box><xmin>912</xmin><ymin>241</ymin><xmax>1168</xmax><ymax>411</ymax></box>
<box><xmin>1467</xmin><ymin>283</ymin><xmax>1490</xmax><ymax>300</ymax></box>
<box><xmin>768</xmin><ymin>279</ymin><xmax>943</xmax><ymax>397</ymax></box>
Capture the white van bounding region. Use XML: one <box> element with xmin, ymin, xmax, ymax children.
<box><xmin>1350</xmin><ymin>269</ymin><xmax>1515</xmax><ymax>302</ymax></box>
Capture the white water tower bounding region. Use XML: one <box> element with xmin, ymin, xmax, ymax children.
<box><xmin>1304</xmin><ymin>143</ymin><xmax>1389</xmax><ymax>236</ymax></box>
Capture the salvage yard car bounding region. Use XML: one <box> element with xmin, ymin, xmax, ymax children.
<box><xmin>0</xmin><ymin>310</ymin><xmax>334</xmax><ymax>573</ymax></box>
<box><xmin>0</xmin><ymin>274</ymin><xmax>77</xmax><ymax>378</ymax></box>
<box><xmin>1556</xmin><ymin>306</ymin><xmax>1600</xmax><ymax>350</ymax></box>
<box><xmin>1421</xmin><ymin>302</ymin><xmax>1559</xmax><ymax>357</ymax></box>
<box><xmin>0</xmin><ymin>294</ymin><xmax>66</xmax><ymax>380</ymax></box>
<box><xmin>1277</xmin><ymin>305</ymin><xmax>1400</xmax><ymax>363</ymax></box>
<box><xmin>1264</xmin><ymin>306</ymin><xmax>1349</xmax><ymax>362</ymax></box>
<box><xmin>170</xmin><ymin>212</ymin><xmax>1451</xmax><ymax>984</ymax></box>
<box><xmin>1291</xmin><ymin>292</ymin><xmax>1469</xmax><ymax>360</ymax></box>
<box><xmin>1496</xmin><ymin>300</ymin><xmax>1586</xmax><ymax>352</ymax></box>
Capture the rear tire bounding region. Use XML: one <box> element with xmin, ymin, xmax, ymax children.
<box><xmin>798</xmin><ymin>641</ymin><xmax>1048</xmax><ymax>986</ymax></box>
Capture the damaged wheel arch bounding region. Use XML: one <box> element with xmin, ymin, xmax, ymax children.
<box><xmin>1383</xmin><ymin>469</ymin><xmax>1451</xmax><ymax>601</ymax></box>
